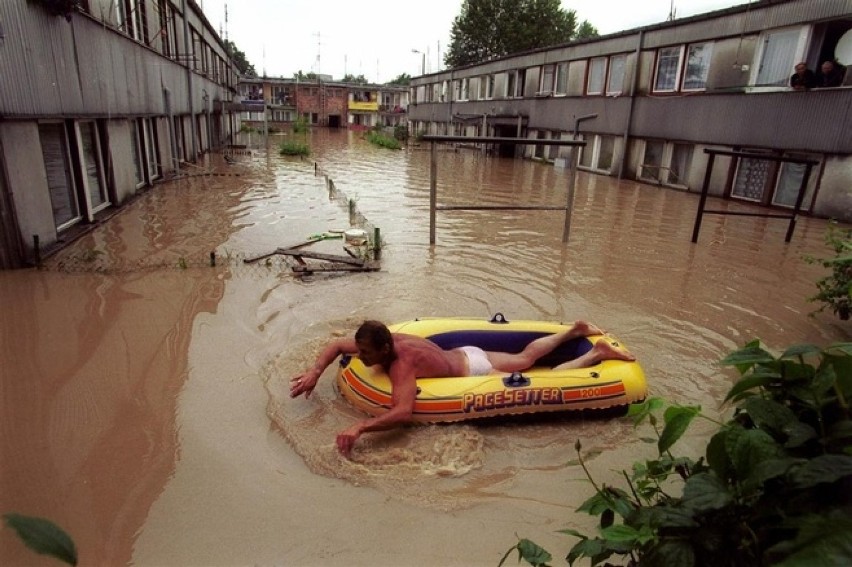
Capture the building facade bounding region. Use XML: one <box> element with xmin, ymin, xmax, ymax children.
<box><xmin>236</xmin><ymin>78</ymin><xmax>409</xmax><ymax>131</ymax></box>
<box><xmin>408</xmin><ymin>0</ymin><xmax>852</xmax><ymax>223</ymax></box>
<box><xmin>0</xmin><ymin>0</ymin><xmax>240</xmax><ymax>269</ymax></box>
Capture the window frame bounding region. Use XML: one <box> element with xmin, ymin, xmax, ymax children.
<box><xmin>681</xmin><ymin>42</ymin><xmax>714</xmax><ymax>91</ymax></box>
<box><xmin>587</xmin><ymin>57</ymin><xmax>607</xmax><ymax>95</ymax></box>
<box><xmin>554</xmin><ymin>62</ymin><xmax>569</xmax><ymax>95</ymax></box>
<box><xmin>653</xmin><ymin>45</ymin><xmax>685</xmax><ymax>93</ymax></box>
<box><xmin>606</xmin><ymin>54</ymin><xmax>627</xmax><ymax>95</ymax></box>
<box><xmin>74</xmin><ymin>120</ymin><xmax>111</xmax><ymax>220</ymax></box>
<box><xmin>539</xmin><ymin>64</ymin><xmax>556</xmax><ymax>95</ymax></box>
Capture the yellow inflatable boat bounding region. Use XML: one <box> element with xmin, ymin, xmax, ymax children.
<box><xmin>336</xmin><ymin>315</ymin><xmax>647</xmax><ymax>423</ymax></box>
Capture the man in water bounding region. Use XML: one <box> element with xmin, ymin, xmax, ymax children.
<box><xmin>290</xmin><ymin>320</ymin><xmax>635</xmax><ymax>457</ymax></box>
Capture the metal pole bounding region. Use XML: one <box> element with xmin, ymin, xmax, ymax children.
<box><xmin>180</xmin><ymin>0</ymin><xmax>197</xmax><ymax>159</ymax></box>
<box><xmin>164</xmin><ymin>87</ymin><xmax>180</xmax><ymax>177</ymax></box>
<box><xmin>562</xmin><ymin>145</ymin><xmax>577</xmax><ymax>243</ymax></box>
<box><xmin>785</xmin><ymin>163</ymin><xmax>814</xmax><ymax>243</ymax></box>
<box><xmin>429</xmin><ymin>140</ymin><xmax>437</xmax><ymax>244</ymax></box>
<box><xmin>691</xmin><ymin>152</ymin><xmax>716</xmax><ymax>243</ymax></box>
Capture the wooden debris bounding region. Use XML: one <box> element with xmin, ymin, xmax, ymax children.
<box><xmin>292</xmin><ymin>261</ymin><xmax>380</xmax><ymax>274</ymax></box>
<box><xmin>242</xmin><ymin>238</ymin><xmax>379</xmax><ymax>275</ymax></box>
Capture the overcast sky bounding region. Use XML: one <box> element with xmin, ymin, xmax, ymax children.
<box><xmin>198</xmin><ymin>0</ymin><xmax>754</xmax><ymax>81</ymax></box>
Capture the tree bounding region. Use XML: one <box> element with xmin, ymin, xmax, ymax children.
<box><xmin>575</xmin><ymin>20</ymin><xmax>599</xmax><ymax>40</ymax></box>
<box><xmin>293</xmin><ymin>70</ymin><xmax>318</xmax><ymax>81</ymax></box>
<box><xmin>342</xmin><ymin>74</ymin><xmax>369</xmax><ymax>84</ymax></box>
<box><xmin>444</xmin><ymin>0</ymin><xmax>597</xmax><ymax>68</ymax></box>
<box><xmin>223</xmin><ymin>40</ymin><xmax>256</xmax><ymax>77</ymax></box>
<box><xmin>386</xmin><ymin>73</ymin><xmax>411</xmax><ymax>86</ymax></box>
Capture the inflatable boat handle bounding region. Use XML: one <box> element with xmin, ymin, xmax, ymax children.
<box><xmin>503</xmin><ymin>372</ymin><xmax>530</xmax><ymax>388</ymax></box>
<box><xmin>490</xmin><ymin>312</ymin><xmax>510</xmax><ymax>324</ymax></box>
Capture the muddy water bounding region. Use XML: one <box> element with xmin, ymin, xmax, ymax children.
<box><xmin>1</xmin><ymin>128</ymin><xmax>849</xmax><ymax>566</ymax></box>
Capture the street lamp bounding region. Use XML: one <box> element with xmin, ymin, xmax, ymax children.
<box><xmin>411</xmin><ymin>49</ymin><xmax>425</xmax><ymax>75</ymax></box>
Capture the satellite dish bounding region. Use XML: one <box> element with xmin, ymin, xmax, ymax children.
<box><xmin>835</xmin><ymin>29</ymin><xmax>852</xmax><ymax>65</ymax></box>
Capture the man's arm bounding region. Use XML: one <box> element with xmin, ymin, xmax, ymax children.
<box><xmin>290</xmin><ymin>337</ymin><xmax>358</xmax><ymax>399</ymax></box>
<box><xmin>336</xmin><ymin>361</ymin><xmax>418</xmax><ymax>457</ymax></box>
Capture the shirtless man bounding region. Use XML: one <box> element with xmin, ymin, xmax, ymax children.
<box><xmin>290</xmin><ymin>320</ymin><xmax>635</xmax><ymax>457</ymax></box>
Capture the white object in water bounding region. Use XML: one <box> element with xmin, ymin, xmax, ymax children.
<box><xmin>344</xmin><ymin>229</ymin><xmax>367</xmax><ymax>245</ymax></box>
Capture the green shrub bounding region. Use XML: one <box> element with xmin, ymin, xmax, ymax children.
<box><xmin>393</xmin><ymin>124</ymin><xmax>409</xmax><ymax>141</ymax></box>
<box><xmin>292</xmin><ymin>116</ymin><xmax>309</xmax><ymax>134</ymax></box>
<box><xmin>3</xmin><ymin>514</ymin><xmax>77</xmax><ymax>565</ymax></box>
<box><xmin>365</xmin><ymin>130</ymin><xmax>401</xmax><ymax>150</ymax></box>
<box><xmin>279</xmin><ymin>141</ymin><xmax>310</xmax><ymax>156</ymax></box>
<box><xmin>806</xmin><ymin>222</ymin><xmax>852</xmax><ymax>320</ymax></box>
<box><xmin>503</xmin><ymin>340</ymin><xmax>852</xmax><ymax>567</ymax></box>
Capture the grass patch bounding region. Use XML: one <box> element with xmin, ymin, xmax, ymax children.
<box><xmin>365</xmin><ymin>131</ymin><xmax>402</xmax><ymax>150</ymax></box>
<box><xmin>279</xmin><ymin>141</ymin><xmax>310</xmax><ymax>156</ymax></box>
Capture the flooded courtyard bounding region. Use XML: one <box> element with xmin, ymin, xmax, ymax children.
<box><xmin>2</xmin><ymin>128</ymin><xmax>849</xmax><ymax>566</ymax></box>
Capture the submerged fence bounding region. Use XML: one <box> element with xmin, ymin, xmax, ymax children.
<box><xmin>42</xmin><ymin>160</ymin><xmax>381</xmax><ymax>277</ymax></box>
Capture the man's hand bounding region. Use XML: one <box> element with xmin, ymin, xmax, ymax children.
<box><xmin>336</xmin><ymin>423</ymin><xmax>363</xmax><ymax>458</ymax></box>
<box><xmin>290</xmin><ymin>369</ymin><xmax>320</xmax><ymax>398</ymax></box>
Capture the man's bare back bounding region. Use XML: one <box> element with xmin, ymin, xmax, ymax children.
<box><xmin>389</xmin><ymin>334</ymin><xmax>468</xmax><ymax>378</ymax></box>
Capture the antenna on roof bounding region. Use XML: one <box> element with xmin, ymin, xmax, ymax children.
<box><xmin>667</xmin><ymin>0</ymin><xmax>677</xmax><ymax>21</ymax></box>
<box><xmin>314</xmin><ymin>31</ymin><xmax>322</xmax><ymax>75</ymax></box>
<box><xmin>224</xmin><ymin>2</ymin><xmax>229</xmax><ymax>41</ymax></box>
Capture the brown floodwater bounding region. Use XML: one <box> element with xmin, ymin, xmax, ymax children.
<box><xmin>1</xmin><ymin>128</ymin><xmax>849</xmax><ymax>566</ymax></box>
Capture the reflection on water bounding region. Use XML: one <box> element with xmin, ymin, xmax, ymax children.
<box><xmin>1</xmin><ymin>128</ymin><xmax>849</xmax><ymax>565</ymax></box>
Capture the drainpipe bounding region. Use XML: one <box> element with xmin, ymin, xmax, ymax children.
<box><xmin>202</xmin><ymin>89</ymin><xmax>211</xmax><ymax>149</ymax></box>
<box><xmin>164</xmin><ymin>87</ymin><xmax>180</xmax><ymax>177</ymax></box>
<box><xmin>573</xmin><ymin>114</ymin><xmax>598</xmax><ymax>139</ymax></box>
<box><xmin>181</xmin><ymin>0</ymin><xmax>197</xmax><ymax>159</ymax></box>
<box><xmin>618</xmin><ymin>30</ymin><xmax>644</xmax><ymax>180</ymax></box>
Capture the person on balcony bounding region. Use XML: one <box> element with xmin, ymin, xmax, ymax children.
<box><xmin>789</xmin><ymin>62</ymin><xmax>817</xmax><ymax>90</ymax></box>
<box><xmin>815</xmin><ymin>60</ymin><xmax>845</xmax><ymax>88</ymax></box>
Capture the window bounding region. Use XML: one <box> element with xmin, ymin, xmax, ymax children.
<box><xmin>639</xmin><ymin>141</ymin><xmax>693</xmax><ymax>186</ymax></box>
<box><xmin>39</xmin><ymin>123</ymin><xmax>80</xmax><ymax>230</ymax></box>
<box><xmin>732</xmin><ymin>157</ymin><xmax>771</xmax><ymax>201</ymax></box>
<box><xmin>115</xmin><ymin>1</ymin><xmax>147</xmax><ymax>42</ymax></box>
<box><xmin>579</xmin><ymin>135</ymin><xmax>593</xmax><ymax>168</ymax></box>
<box><xmin>654</xmin><ymin>46</ymin><xmax>683</xmax><ymax>92</ymax></box>
<box><xmin>461</xmin><ymin>78</ymin><xmax>469</xmax><ymax>100</ymax></box>
<box><xmin>598</xmin><ymin>136</ymin><xmax>615</xmax><ymax>171</ymax></box>
<box><xmin>173</xmin><ymin>117</ymin><xmax>185</xmax><ymax>162</ymax></box>
<box><xmin>756</xmin><ymin>28</ymin><xmax>801</xmax><ymax>86</ymax></box>
<box><xmin>155</xmin><ymin>0</ymin><xmax>176</xmax><ymax>57</ymax></box>
<box><xmin>548</xmin><ymin>132</ymin><xmax>561</xmax><ymax>160</ymax></box>
<box><xmin>640</xmin><ymin>141</ymin><xmax>665</xmax><ymax>182</ymax></box>
<box><xmin>507</xmin><ymin>72</ymin><xmax>516</xmax><ymax>98</ymax></box>
<box><xmin>555</xmin><ymin>63</ymin><xmax>568</xmax><ymax>94</ymax></box>
<box><xmin>486</xmin><ymin>74</ymin><xmax>495</xmax><ymax>99</ymax></box>
<box><xmin>578</xmin><ymin>135</ymin><xmax>616</xmax><ymax>172</ymax></box>
<box><xmin>77</xmin><ymin>121</ymin><xmax>109</xmax><ymax>217</ymax></box>
<box><xmin>773</xmin><ymin>159</ymin><xmax>815</xmax><ymax>210</ymax></box>
<box><xmin>130</xmin><ymin>119</ymin><xmax>145</xmax><ymax>187</ymax></box>
<box><xmin>606</xmin><ymin>54</ymin><xmax>626</xmax><ymax>95</ymax></box>
<box><xmin>534</xmin><ymin>131</ymin><xmax>547</xmax><ymax>159</ymax></box>
<box><xmin>539</xmin><ymin>64</ymin><xmax>555</xmax><ymax>94</ymax></box>
<box><xmin>516</xmin><ymin>69</ymin><xmax>526</xmax><ymax>97</ymax></box>
<box><xmin>682</xmin><ymin>43</ymin><xmax>714</xmax><ymax>90</ymax></box>
<box><xmin>144</xmin><ymin>118</ymin><xmax>160</xmax><ymax>180</ymax></box>
<box><xmin>587</xmin><ymin>57</ymin><xmax>606</xmax><ymax>94</ymax></box>
<box><xmin>669</xmin><ymin>144</ymin><xmax>693</xmax><ymax>186</ymax></box>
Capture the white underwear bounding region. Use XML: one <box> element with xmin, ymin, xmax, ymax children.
<box><xmin>459</xmin><ymin>346</ymin><xmax>493</xmax><ymax>376</ymax></box>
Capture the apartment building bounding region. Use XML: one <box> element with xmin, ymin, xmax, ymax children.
<box><xmin>0</xmin><ymin>0</ymin><xmax>240</xmax><ymax>269</ymax></box>
<box><xmin>408</xmin><ymin>0</ymin><xmax>852</xmax><ymax>223</ymax></box>
<box><xmin>236</xmin><ymin>77</ymin><xmax>409</xmax><ymax>130</ymax></box>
